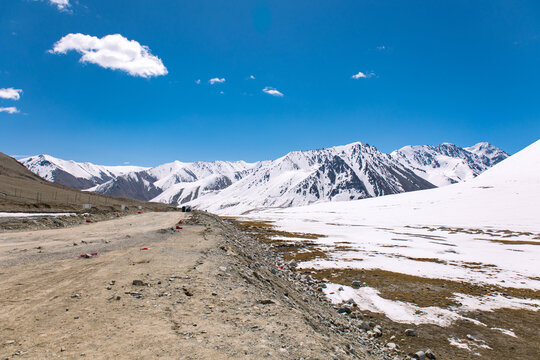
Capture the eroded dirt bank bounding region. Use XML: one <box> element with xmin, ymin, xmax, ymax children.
<box><xmin>0</xmin><ymin>211</ymin><xmax>392</xmax><ymax>359</ymax></box>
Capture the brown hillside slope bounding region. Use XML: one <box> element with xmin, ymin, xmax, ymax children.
<box><xmin>0</xmin><ymin>152</ymin><xmax>173</xmax><ymax>213</ymax></box>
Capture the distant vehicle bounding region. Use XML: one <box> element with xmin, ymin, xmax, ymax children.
<box><xmin>181</xmin><ymin>205</ymin><xmax>192</xmax><ymax>212</ymax></box>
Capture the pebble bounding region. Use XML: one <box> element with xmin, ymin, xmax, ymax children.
<box><xmin>386</xmin><ymin>342</ymin><xmax>397</xmax><ymax>350</ymax></box>
<box><xmin>413</xmin><ymin>350</ymin><xmax>426</xmax><ymax>360</ymax></box>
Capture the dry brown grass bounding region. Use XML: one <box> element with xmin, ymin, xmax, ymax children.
<box><xmin>474</xmin><ymin>238</ymin><xmax>540</xmax><ymax>246</ymax></box>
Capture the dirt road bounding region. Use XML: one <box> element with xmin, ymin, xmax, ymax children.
<box><xmin>0</xmin><ymin>212</ymin><xmax>390</xmax><ymax>359</ymax></box>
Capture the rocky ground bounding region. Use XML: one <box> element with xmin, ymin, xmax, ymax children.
<box><xmin>0</xmin><ymin>210</ymin><xmax>416</xmax><ymax>359</ymax></box>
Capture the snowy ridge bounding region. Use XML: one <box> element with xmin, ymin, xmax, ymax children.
<box><xmin>186</xmin><ymin>142</ymin><xmax>435</xmax><ymax>214</ymax></box>
<box><xmin>89</xmin><ymin>160</ymin><xmax>257</xmax><ymax>204</ymax></box>
<box><xmin>391</xmin><ymin>143</ymin><xmax>508</xmax><ymax>186</ymax></box>
<box><xmin>20</xmin><ymin>154</ymin><xmax>148</xmax><ymax>190</ymax></box>
<box><xmin>20</xmin><ymin>141</ymin><xmax>507</xmax><ymax>212</ymax></box>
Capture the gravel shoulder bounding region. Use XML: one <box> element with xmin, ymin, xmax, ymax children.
<box><xmin>0</xmin><ymin>211</ymin><xmax>391</xmax><ymax>359</ymax></box>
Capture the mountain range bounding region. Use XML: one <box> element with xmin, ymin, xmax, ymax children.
<box><xmin>19</xmin><ymin>141</ymin><xmax>508</xmax><ymax>214</ymax></box>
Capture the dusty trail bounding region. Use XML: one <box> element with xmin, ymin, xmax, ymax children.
<box><xmin>0</xmin><ymin>211</ymin><xmax>390</xmax><ymax>359</ymax></box>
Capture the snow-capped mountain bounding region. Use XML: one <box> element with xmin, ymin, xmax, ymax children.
<box><xmin>251</xmin><ymin>139</ymin><xmax>539</xmax><ymax>229</ymax></box>
<box><xmin>186</xmin><ymin>142</ymin><xmax>435</xmax><ymax>214</ymax></box>
<box><xmin>390</xmin><ymin>143</ymin><xmax>508</xmax><ymax>186</ymax></box>
<box><xmin>19</xmin><ymin>141</ymin><xmax>507</xmax><ymax>214</ymax></box>
<box><xmin>88</xmin><ymin>160</ymin><xmax>257</xmax><ymax>203</ymax></box>
<box><xmin>20</xmin><ymin>154</ymin><xmax>148</xmax><ymax>190</ymax></box>
<box><xmin>465</xmin><ymin>142</ymin><xmax>509</xmax><ymax>166</ymax></box>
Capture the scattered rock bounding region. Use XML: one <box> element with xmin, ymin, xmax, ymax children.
<box><xmin>413</xmin><ymin>350</ymin><xmax>426</xmax><ymax>360</ymax></box>
<box><xmin>373</xmin><ymin>325</ymin><xmax>382</xmax><ymax>338</ymax></box>
<box><xmin>183</xmin><ymin>287</ymin><xmax>193</xmax><ymax>296</ymax></box>
<box><xmin>125</xmin><ymin>291</ymin><xmax>142</xmax><ymax>299</ymax></box>
<box><xmin>386</xmin><ymin>342</ymin><xmax>398</xmax><ymax>350</ymax></box>
<box><xmin>132</xmin><ymin>280</ymin><xmax>147</xmax><ymax>286</ymax></box>
<box><xmin>258</xmin><ymin>299</ymin><xmax>275</xmax><ymax>305</ymax></box>
<box><xmin>405</xmin><ymin>328</ymin><xmax>416</xmax><ymax>337</ymax></box>
<box><xmin>351</xmin><ymin>280</ymin><xmax>362</xmax><ymax>289</ymax></box>
<box><xmin>425</xmin><ymin>349</ymin><xmax>436</xmax><ymax>359</ymax></box>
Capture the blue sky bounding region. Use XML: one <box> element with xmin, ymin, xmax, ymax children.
<box><xmin>1</xmin><ymin>0</ymin><xmax>539</xmax><ymax>166</ymax></box>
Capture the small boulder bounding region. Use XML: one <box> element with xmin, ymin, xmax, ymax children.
<box><xmin>405</xmin><ymin>328</ymin><xmax>416</xmax><ymax>337</ymax></box>
<box><xmin>413</xmin><ymin>351</ymin><xmax>426</xmax><ymax>360</ymax></box>
<box><xmin>337</xmin><ymin>306</ymin><xmax>352</xmax><ymax>314</ymax></box>
<box><xmin>425</xmin><ymin>349</ymin><xmax>436</xmax><ymax>359</ymax></box>
<box><xmin>351</xmin><ymin>281</ymin><xmax>362</xmax><ymax>289</ymax></box>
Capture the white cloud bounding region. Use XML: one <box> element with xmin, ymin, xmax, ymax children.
<box><xmin>208</xmin><ymin>77</ymin><xmax>226</xmax><ymax>84</ymax></box>
<box><xmin>262</xmin><ymin>86</ymin><xmax>283</xmax><ymax>97</ymax></box>
<box><xmin>377</xmin><ymin>45</ymin><xmax>386</xmax><ymax>51</ymax></box>
<box><xmin>352</xmin><ymin>71</ymin><xmax>375</xmax><ymax>79</ymax></box>
<box><xmin>195</xmin><ymin>79</ymin><xmax>201</xmax><ymax>84</ymax></box>
<box><xmin>0</xmin><ymin>88</ymin><xmax>22</xmax><ymax>100</ymax></box>
<box><xmin>49</xmin><ymin>0</ymin><xmax>70</xmax><ymax>10</ymax></box>
<box><xmin>249</xmin><ymin>75</ymin><xmax>256</xmax><ymax>80</ymax></box>
<box><xmin>0</xmin><ymin>107</ymin><xmax>19</xmax><ymax>114</ymax></box>
<box><xmin>50</xmin><ymin>33</ymin><xmax>168</xmax><ymax>78</ymax></box>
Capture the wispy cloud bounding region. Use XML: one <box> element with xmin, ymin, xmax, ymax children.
<box><xmin>0</xmin><ymin>88</ymin><xmax>22</xmax><ymax>101</ymax></box>
<box><xmin>50</xmin><ymin>33</ymin><xmax>168</xmax><ymax>78</ymax></box>
<box><xmin>195</xmin><ymin>79</ymin><xmax>201</xmax><ymax>84</ymax></box>
<box><xmin>249</xmin><ymin>75</ymin><xmax>256</xmax><ymax>80</ymax></box>
<box><xmin>352</xmin><ymin>71</ymin><xmax>375</xmax><ymax>79</ymax></box>
<box><xmin>208</xmin><ymin>77</ymin><xmax>226</xmax><ymax>84</ymax></box>
<box><xmin>49</xmin><ymin>0</ymin><xmax>70</xmax><ymax>11</ymax></box>
<box><xmin>0</xmin><ymin>107</ymin><xmax>19</xmax><ymax>114</ymax></box>
<box><xmin>262</xmin><ymin>86</ymin><xmax>283</xmax><ymax>97</ymax></box>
